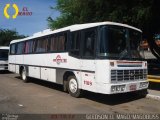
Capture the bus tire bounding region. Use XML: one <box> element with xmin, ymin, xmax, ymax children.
<box><xmin>67</xmin><ymin>76</ymin><xmax>81</xmax><ymax>98</ymax></box>
<box><xmin>63</xmin><ymin>80</ymin><xmax>68</xmax><ymax>92</ymax></box>
<box><xmin>21</xmin><ymin>68</ymin><xmax>28</xmax><ymax>83</ymax></box>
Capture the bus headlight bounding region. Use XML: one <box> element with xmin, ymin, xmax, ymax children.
<box><xmin>139</xmin><ymin>82</ymin><xmax>148</xmax><ymax>88</ymax></box>
<box><xmin>111</xmin><ymin>85</ymin><xmax>125</xmax><ymax>93</ymax></box>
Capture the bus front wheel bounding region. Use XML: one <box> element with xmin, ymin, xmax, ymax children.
<box><xmin>67</xmin><ymin>76</ymin><xmax>81</xmax><ymax>98</ymax></box>
<box><xmin>21</xmin><ymin>68</ymin><xmax>28</xmax><ymax>83</ymax></box>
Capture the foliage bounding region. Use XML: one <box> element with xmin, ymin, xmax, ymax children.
<box><xmin>48</xmin><ymin>0</ymin><xmax>154</xmax><ymax>30</ymax></box>
<box><xmin>0</xmin><ymin>29</ymin><xmax>25</xmax><ymax>46</ymax></box>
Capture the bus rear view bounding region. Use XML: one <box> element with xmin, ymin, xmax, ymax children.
<box><xmin>0</xmin><ymin>47</ymin><xmax>9</xmax><ymax>71</ymax></box>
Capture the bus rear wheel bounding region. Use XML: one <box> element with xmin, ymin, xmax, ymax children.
<box><xmin>67</xmin><ymin>76</ymin><xmax>81</xmax><ymax>98</ymax></box>
<box><xmin>21</xmin><ymin>68</ymin><xmax>28</xmax><ymax>83</ymax></box>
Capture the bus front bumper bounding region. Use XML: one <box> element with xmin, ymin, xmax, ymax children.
<box><xmin>110</xmin><ymin>81</ymin><xmax>149</xmax><ymax>94</ymax></box>
<box><xmin>96</xmin><ymin>81</ymin><xmax>149</xmax><ymax>94</ymax></box>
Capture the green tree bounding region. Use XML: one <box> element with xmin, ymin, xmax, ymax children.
<box><xmin>48</xmin><ymin>0</ymin><xmax>154</xmax><ymax>30</ymax></box>
<box><xmin>0</xmin><ymin>29</ymin><xmax>25</xmax><ymax>46</ymax></box>
<box><xmin>48</xmin><ymin>0</ymin><xmax>160</xmax><ymax>59</ymax></box>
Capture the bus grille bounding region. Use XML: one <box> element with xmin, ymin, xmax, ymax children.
<box><xmin>111</xmin><ymin>69</ymin><xmax>147</xmax><ymax>82</ymax></box>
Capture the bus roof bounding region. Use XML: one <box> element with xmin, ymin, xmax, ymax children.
<box><xmin>0</xmin><ymin>46</ymin><xmax>9</xmax><ymax>50</ymax></box>
<box><xmin>10</xmin><ymin>21</ymin><xmax>142</xmax><ymax>44</ymax></box>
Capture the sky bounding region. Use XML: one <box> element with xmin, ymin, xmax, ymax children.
<box><xmin>0</xmin><ymin>0</ymin><xmax>60</xmax><ymax>36</ymax></box>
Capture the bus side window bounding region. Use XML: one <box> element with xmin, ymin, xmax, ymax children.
<box><xmin>17</xmin><ymin>42</ymin><xmax>25</xmax><ymax>54</ymax></box>
<box><xmin>49</xmin><ymin>32</ymin><xmax>67</xmax><ymax>52</ymax></box>
<box><xmin>57</xmin><ymin>32</ymin><xmax>67</xmax><ymax>51</ymax></box>
<box><xmin>83</xmin><ymin>29</ymin><xmax>96</xmax><ymax>58</ymax></box>
<box><xmin>35</xmin><ymin>38</ymin><xmax>48</xmax><ymax>53</ymax></box>
<box><xmin>70</xmin><ymin>31</ymin><xmax>80</xmax><ymax>56</ymax></box>
<box><xmin>10</xmin><ymin>44</ymin><xmax>16</xmax><ymax>55</ymax></box>
<box><xmin>25</xmin><ymin>40</ymin><xmax>34</xmax><ymax>54</ymax></box>
<box><xmin>50</xmin><ymin>35</ymin><xmax>58</xmax><ymax>51</ymax></box>
<box><xmin>25</xmin><ymin>41</ymin><xmax>29</xmax><ymax>54</ymax></box>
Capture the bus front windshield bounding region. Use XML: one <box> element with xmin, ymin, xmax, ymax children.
<box><xmin>98</xmin><ymin>25</ymin><xmax>144</xmax><ymax>60</ymax></box>
<box><xmin>0</xmin><ymin>50</ymin><xmax>9</xmax><ymax>60</ymax></box>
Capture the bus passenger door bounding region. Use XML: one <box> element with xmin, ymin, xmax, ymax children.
<box><xmin>80</xmin><ymin>28</ymin><xmax>96</xmax><ymax>92</ymax></box>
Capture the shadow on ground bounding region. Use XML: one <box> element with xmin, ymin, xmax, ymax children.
<box><xmin>82</xmin><ymin>91</ymin><xmax>146</xmax><ymax>105</ymax></box>
<box><xmin>149</xmin><ymin>82</ymin><xmax>160</xmax><ymax>91</ymax></box>
<box><xmin>15</xmin><ymin>76</ymin><xmax>146</xmax><ymax>105</ymax></box>
<box><xmin>15</xmin><ymin>76</ymin><xmax>63</xmax><ymax>92</ymax></box>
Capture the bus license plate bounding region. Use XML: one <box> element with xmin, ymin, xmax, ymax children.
<box><xmin>129</xmin><ymin>84</ymin><xmax>137</xmax><ymax>91</ymax></box>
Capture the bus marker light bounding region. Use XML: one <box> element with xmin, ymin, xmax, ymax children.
<box><xmin>139</xmin><ymin>82</ymin><xmax>148</xmax><ymax>88</ymax></box>
<box><xmin>110</xmin><ymin>62</ymin><xmax>114</xmax><ymax>67</ymax></box>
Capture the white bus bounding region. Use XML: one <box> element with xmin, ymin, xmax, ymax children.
<box><xmin>0</xmin><ymin>46</ymin><xmax>9</xmax><ymax>71</ymax></box>
<box><xmin>9</xmin><ymin>22</ymin><xmax>148</xmax><ymax>97</ymax></box>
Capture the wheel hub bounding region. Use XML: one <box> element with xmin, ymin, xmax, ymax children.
<box><xmin>69</xmin><ymin>78</ymin><xmax>77</xmax><ymax>93</ymax></box>
<box><xmin>22</xmin><ymin>70</ymin><xmax>26</xmax><ymax>80</ymax></box>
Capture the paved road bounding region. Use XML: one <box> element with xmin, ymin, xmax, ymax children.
<box><xmin>0</xmin><ymin>72</ymin><xmax>160</xmax><ymax>114</ymax></box>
